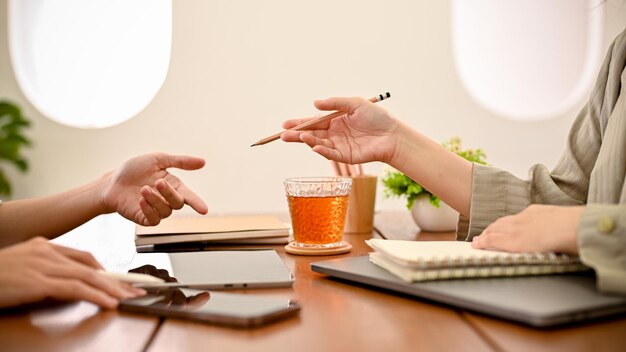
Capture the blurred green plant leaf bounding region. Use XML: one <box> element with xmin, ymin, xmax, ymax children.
<box><xmin>0</xmin><ymin>101</ymin><xmax>31</xmax><ymax>196</ymax></box>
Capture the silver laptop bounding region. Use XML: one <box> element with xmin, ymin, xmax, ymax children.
<box><xmin>126</xmin><ymin>250</ymin><xmax>294</xmax><ymax>289</ymax></box>
<box><xmin>311</xmin><ymin>255</ymin><xmax>626</xmax><ymax>327</ymax></box>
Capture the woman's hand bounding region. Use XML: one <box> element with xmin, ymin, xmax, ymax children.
<box><xmin>0</xmin><ymin>238</ymin><xmax>145</xmax><ymax>309</ymax></box>
<box><xmin>280</xmin><ymin>97</ymin><xmax>401</xmax><ymax>164</ymax></box>
<box><xmin>471</xmin><ymin>205</ymin><xmax>584</xmax><ymax>254</ymax></box>
<box><xmin>101</xmin><ymin>153</ymin><xmax>209</xmax><ymax>226</ymax></box>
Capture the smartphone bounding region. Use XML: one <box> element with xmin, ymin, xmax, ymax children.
<box><xmin>119</xmin><ymin>288</ymin><xmax>300</xmax><ymax>327</ymax></box>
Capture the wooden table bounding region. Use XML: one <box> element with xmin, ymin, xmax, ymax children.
<box><xmin>1</xmin><ymin>212</ymin><xmax>625</xmax><ymax>352</ymax></box>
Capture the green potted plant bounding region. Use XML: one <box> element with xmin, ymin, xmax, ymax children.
<box><xmin>0</xmin><ymin>101</ymin><xmax>31</xmax><ymax>198</ymax></box>
<box><xmin>381</xmin><ymin>137</ymin><xmax>487</xmax><ymax>231</ymax></box>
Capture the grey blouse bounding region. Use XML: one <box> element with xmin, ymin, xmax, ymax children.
<box><xmin>456</xmin><ymin>27</ymin><xmax>626</xmax><ymax>295</ymax></box>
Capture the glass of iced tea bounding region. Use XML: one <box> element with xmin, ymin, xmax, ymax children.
<box><xmin>285</xmin><ymin>177</ymin><xmax>352</xmax><ymax>248</ymax></box>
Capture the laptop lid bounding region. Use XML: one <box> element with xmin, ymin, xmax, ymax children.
<box><xmin>311</xmin><ymin>255</ymin><xmax>626</xmax><ymax>327</ymax></box>
<box><xmin>126</xmin><ymin>250</ymin><xmax>294</xmax><ymax>289</ymax></box>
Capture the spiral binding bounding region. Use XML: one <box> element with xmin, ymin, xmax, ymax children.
<box><xmin>368</xmin><ymin>252</ymin><xmax>589</xmax><ymax>283</ymax></box>
<box><xmin>416</xmin><ymin>251</ymin><xmax>579</xmax><ymax>269</ymax></box>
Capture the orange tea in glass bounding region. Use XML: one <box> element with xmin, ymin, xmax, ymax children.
<box><xmin>285</xmin><ymin>177</ymin><xmax>352</xmax><ymax>248</ymax></box>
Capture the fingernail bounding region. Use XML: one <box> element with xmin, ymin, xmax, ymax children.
<box><xmin>141</xmin><ymin>186</ymin><xmax>152</xmax><ymax>196</ymax></box>
<box><xmin>121</xmin><ymin>292</ymin><xmax>137</xmax><ymax>300</ymax></box>
<box><xmin>132</xmin><ymin>287</ymin><xmax>147</xmax><ymax>296</ymax></box>
<box><xmin>104</xmin><ymin>297</ymin><xmax>119</xmax><ymax>309</ymax></box>
<box><xmin>155</xmin><ymin>179</ymin><xmax>165</xmax><ymax>190</ymax></box>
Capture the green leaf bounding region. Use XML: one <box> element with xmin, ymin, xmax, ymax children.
<box><xmin>0</xmin><ymin>100</ymin><xmax>31</xmax><ymax>196</ymax></box>
<box><xmin>0</xmin><ymin>168</ymin><xmax>12</xmax><ymax>196</ymax></box>
<box><xmin>407</xmin><ymin>182</ymin><xmax>423</xmax><ymax>195</ymax></box>
<box><xmin>429</xmin><ymin>194</ymin><xmax>441</xmax><ymax>208</ymax></box>
<box><xmin>381</xmin><ymin>170</ymin><xmax>430</xmax><ymax>209</ymax></box>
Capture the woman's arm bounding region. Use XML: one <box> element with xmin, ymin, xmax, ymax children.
<box><xmin>281</xmin><ymin>97</ymin><xmax>473</xmax><ymax>216</ymax></box>
<box><xmin>0</xmin><ymin>152</ymin><xmax>208</xmax><ymax>247</ymax></box>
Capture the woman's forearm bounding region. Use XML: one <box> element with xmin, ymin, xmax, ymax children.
<box><xmin>0</xmin><ymin>173</ymin><xmax>110</xmax><ymax>247</ymax></box>
<box><xmin>388</xmin><ymin>120</ymin><xmax>473</xmax><ymax>217</ymax></box>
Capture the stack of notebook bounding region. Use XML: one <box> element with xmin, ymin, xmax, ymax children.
<box><xmin>135</xmin><ymin>215</ymin><xmax>291</xmax><ymax>249</ymax></box>
<box><xmin>365</xmin><ymin>238</ymin><xmax>590</xmax><ymax>283</ymax></box>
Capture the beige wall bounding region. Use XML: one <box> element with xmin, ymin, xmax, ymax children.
<box><xmin>1</xmin><ymin>1</ymin><xmax>626</xmax><ymax>214</ymax></box>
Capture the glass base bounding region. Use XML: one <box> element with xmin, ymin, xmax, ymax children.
<box><xmin>292</xmin><ymin>241</ymin><xmax>344</xmax><ymax>249</ymax></box>
<box><xmin>285</xmin><ymin>241</ymin><xmax>352</xmax><ymax>256</ymax></box>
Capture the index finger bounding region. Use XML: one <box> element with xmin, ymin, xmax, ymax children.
<box><xmin>162</xmin><ymin>174</ymin><xmax>208</xmax><ymax>214</ymax></box>
<box><xmin>313</xmin><ymin>96</ymin><xmax>369</xmax><ymax>114</ymax></box>
<box><xmin>181</xmin><ymin>185</ymin><xmax>209</xmax><ymax>214</ymax></box>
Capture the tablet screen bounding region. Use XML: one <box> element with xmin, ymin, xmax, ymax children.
<box><xmin>126</xmin><ymin>250</ymin><xmax>294</xmax><ymax>289</ymax></box>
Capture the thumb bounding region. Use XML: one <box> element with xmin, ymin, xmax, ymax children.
<box><xmin>314</xmin><ymin>96</ymin><xmax>368</xmax><ymax>114</ymax></box>
<box><xmin>155</xmin><ymin>153</ymin><xmax>206</xmax><ymax>171</ymax></box>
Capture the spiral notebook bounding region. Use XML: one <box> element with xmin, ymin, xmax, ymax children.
<box><xmin>365</xmin><ymin>239</ymin><xmax>590</xmax><ymax>283</ymax></box>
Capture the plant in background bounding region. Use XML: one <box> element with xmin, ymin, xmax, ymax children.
<box><xmin>0</xmin><ymin>101</ymin><xmax>31</xmax><ymax>197</ymax></box>
<box><xmin>381</xmin><ymin>137</ymin><xmax>487</xmax><ymax>209</ymax></box>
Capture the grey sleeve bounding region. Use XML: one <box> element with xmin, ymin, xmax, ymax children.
<box><xmin>579</xmin><ymin>205</ymin><xmax>626</xmax><ymax>295</ymax></box>
<box><xmin>456</xmin><ymin>162</ymin><xmax>585</xmax><ymax>241</ymax></box>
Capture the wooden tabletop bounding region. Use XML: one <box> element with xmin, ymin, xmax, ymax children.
<box><xmin>146</xmin><ymin>230</ymin><xmax>490</xmax><ymax>352</ymax></box>
<box><xmin>2</xmin><ymin>212</ymin><xmax>625</xmax><ymax>352</ymax></box>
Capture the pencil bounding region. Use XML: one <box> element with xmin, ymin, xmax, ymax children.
<box><xmin>251</xmin><ymin>92</ymin><xmax>391</xmax><ymax>147</ymax></box>
<box><xmin>331</xmin><ymin>161</ymin><xmax>341</xmax><ymax>176</ymax></box>
<box><xmin>346</xmin><ymin>164</ymin><xmax>356</xmax><ymax>177</ymax></box>
<box><xmin>338</xmin><ymin>162</ymin><xmax>349</xmax><ymax>177</ymax></box>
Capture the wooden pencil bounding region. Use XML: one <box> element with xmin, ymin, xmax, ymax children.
<box><xmin>356</xmin><ymin>164</ymin><xmax>363</xmax><ymax>176</ymax></box>
<box><xmin>338</xmin><ymin>162</ymin><xmax>349</xmax><ymax>177</ymax></box>
<box><xmin>331</xmin><ymin>161</ymin><xmax>341</xmax><ymax>176</ymax></box>
<box><xmin>346</xmin><ymin>164</ymin><xmax>356</xmax><ymax>177</ymax></box>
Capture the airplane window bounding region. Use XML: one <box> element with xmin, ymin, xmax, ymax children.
<box><xmin>8</xmin><ymin>0</ymin><xmax>172</xmax><ymax>128</ymax></box>
<box><xmin>451</xmin><ymin>0</ymin><xmax>604</xmax><ymax>121</ymax></box>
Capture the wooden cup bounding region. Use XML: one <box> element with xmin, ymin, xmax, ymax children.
<box><xmin>344</xmin><ymin>175</ymin><xmax>377</xmax><ymax>234</ymax></box>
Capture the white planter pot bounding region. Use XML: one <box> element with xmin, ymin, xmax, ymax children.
<box><xmin>410</xmin><ymin>195</ymin><xmax>459</xmax><ymax>232</ymax></box>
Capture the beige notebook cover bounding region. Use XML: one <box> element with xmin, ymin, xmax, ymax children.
<box><xmin>135</xmin><ymin>215</ymin><xmax>290</xmax><ymax>246</ymax></box>
<box><xmin>365</xmin><ymin>239</ymin><xmax>581</xmax><ymax>268</ymax></box>
<box><xmin>366</xmin><ymin>239</ymin><xmax>589</xmax><ymax>283</ymax></box>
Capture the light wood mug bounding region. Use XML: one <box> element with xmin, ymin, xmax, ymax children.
<box><xmin>344</xmin><ymin>175</ymin><xmax>377</xmax><ymax>234</ymax></box>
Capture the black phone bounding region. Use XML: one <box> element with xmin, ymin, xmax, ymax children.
<box><xmin>119</xmin><ymin>287</ymin><xmax>300</xmax><ymax>327</ymax></box>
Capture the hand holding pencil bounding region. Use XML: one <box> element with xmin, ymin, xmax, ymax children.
<box><xmin>251</xmin><ymin>93</ymin><xmax>390</xmax><ymax>147</ymax></box>
<box><xmin>272</xmin><ymin>94</ymin><xmax>401</xmax><ymax>165</ymax></box>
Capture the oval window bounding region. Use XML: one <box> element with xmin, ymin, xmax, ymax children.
<box><xmin>8</xmin><ymin>0</ymin><xmax>172</xmax><ymax>128</ymax></box>
<box><xmin>451</xmin><ymin>0</ymin><xmax>604</xmax><ymax>121</ymax></box>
